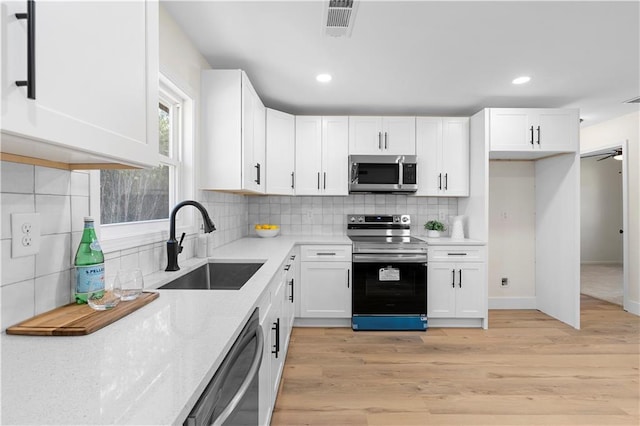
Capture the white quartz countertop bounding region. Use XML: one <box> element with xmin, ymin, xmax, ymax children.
<box><xmin>1</xmin><ymin>235</ymin><xmax>350</xmax><ymax>425</ymax></box>
<box><xmin>420</xmin><ymin>236</ymin><xmax>486</xmax><ymax>246</ymax></box>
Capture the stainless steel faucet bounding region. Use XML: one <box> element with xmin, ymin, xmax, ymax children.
<box><xmin>166</xmin><ymin>200</ymin><xmax>216</xmax><ymax>271</ymax></box>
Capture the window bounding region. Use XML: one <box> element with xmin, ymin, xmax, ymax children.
<box><xmin>93</xmin><ymin>74</ymin><xmax>195</xmax><ymax>248</ymax></box>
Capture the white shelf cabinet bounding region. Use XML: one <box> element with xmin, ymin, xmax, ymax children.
<box><xmin>427</xmin><ymin>245</ymin><xmax>487</xmax><ymax>328</ymax></box>
<box><xmin>1</xmin><ymin>0</ymin><xmax>159</xmax><ymax>169</ymax></box>
<box><xmin>488</xmin><ymin>108</ymin><xmax>578</xmax><ymax>156</ymax></box>
<box><xmin>266</xmin><ymin>109</ymin><xmax>295</xmax><ymax>195</ymax></box>
<box><xmin>416</xmin><ymin>117</ymin><xmax>469</xmax><ymax>196</ymax></box>
<box><xmin>295</xmin><ymin>116</ymin><xmax>348</xmax><ymax>196</ymax></box>
<box><xmin>201</xmin><ymin>70</ymin><xmax>266</xmax><ymax>194</ymax></box>
<box><xmin>299</xmin><ymin>245</ymin><xmax>352</xmax><ymax>318</ymax></box>
<box><xmin>349</xmin><ymin>116</ymin><xmax>416</xmax><ymax>155</ymax></box>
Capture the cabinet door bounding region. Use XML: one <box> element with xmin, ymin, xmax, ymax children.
<box><xmin>427</xmin><ymin>262</ymin><xmax>457</xmax><ymax>317</ymax></box>
<box><xmin>322</xmin><ymin>116</ymin><xmax>349</xmax><ymax>196</ymax></box>
<box><xmin>455</xmin><ymin>263</ymin><xmax>486</xmax><ymax>317</ymax></box>
<box><xmin>535</xmin><ymin>109</ymin><xmax>578</xmax><ymax>152</ymax></box>
<box><xmin>258</xmin><ymin>292</ymin><xmax>272</xmax><ymax>426</ymax></box>
<box><xmin>253</xmin><ymin>96</ymin><xmax>266</xmax><ymax>193</ymax></box>
<box><xmin>294</xmin><ymin>116</ymin><xmax>322</xmax><ymax>195</ymax></box>
<box><xmin>242</xmin><ymin>74</ymin><xmax>265</xmax><ymax>193</ymax></box>
<box><xmin>270</xmin><ymin>280</ymin><xmax>285</xmax><ymax>404</ymax></box>
<box><xmin>266</xmin><ymin>109</ymin><xmax>295</xmax><ymax>195</ymax></box>
<box><xmin>440</xmin><ymin>117</ymin><xmax>469</xmax><ymax>196</ymax></box>
<box><xmin>382</xmin><ymin>117</ymin><xmax>416</xmax><ymax>155</ymax></box>
<box><xmin>2</xmin><ymin>0</ymin><xmax>158</xmax><ymax>168</ymax></box>
<box><xmin>489</xmin><ymin>109</ymin><xmax>533</xmax><ymax>151</ymax></box>
<box><xmin>300</xmin><ymin>261</ymin><xmax>351</xmax><ymax>318</ymax></box>
<box><xmin>348</xmin><ymin>116</ymin><xmax>383</xmax><ymax>154</ymax></box>
<box><xmin>415</xmin><ymin>117</ymin><xmax>442</xmax><ymax>196</ymax></box>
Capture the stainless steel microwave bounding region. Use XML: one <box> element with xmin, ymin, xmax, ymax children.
<box><xmin>349</xmin><ymin>155</ymin><xmax>418</xmax><ymax>193</ymax></box>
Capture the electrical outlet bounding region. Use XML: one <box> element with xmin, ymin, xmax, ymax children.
<box><xmin>501</xmin><ymin>277</ymin><xmax>509</xmax><ymax>287</ymax></box>
<box><xmin>438</xmin><ymin>211</ymin><xmax>447</xmax><ymax>221</ymax></box>
<box><xmin>11</xmin><ymin>213</ymin><xmax>40</xmax><ymax>258</ymax></box>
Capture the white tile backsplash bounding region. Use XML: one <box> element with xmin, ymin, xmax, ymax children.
<box><xmin>70</xmin><ymin>171</ymin><xmax>90</xmax><ymax>196</ymax></box>
<box><xmin>35</xmin><ymin>166</ymin><xmax>71</xmax><ymax>195</ymax></box>
<box><xmin>1</xmin><ymin>161</ymin><xmax>34</xmax><ymax>194</ymax></box>
<box><xmin>35</xmin><ymin>234</ymin><xmax>71</xmax><ymax>277</ymax></box>
<box><xmin>1</xmin><ymin>239</ymin><xmax>36</xmax><ymax>285</ymax></box>
<box><xmin>36</xmin><ymin>194</ymin><xmax>71</xmax><ymax>235</ymax></box>
<box><xmin>35</xmin><ymin>270</ymin><xmax>73</xmax><ymax>315</ymax></box>
<box><xmin>0</xmin><ymin>193</ymin><xmax>35</xmax><ymax>240</ymax></box>
<box><xmin>1</xmin><ymin>279</ymin><xmax>35</xmax><ymax>330</ymax></box>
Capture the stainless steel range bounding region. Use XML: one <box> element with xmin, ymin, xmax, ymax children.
<box><xmin>347</xmin><ymin>214</ymin><xmax>428</xmax><ymax>331</ymax></box>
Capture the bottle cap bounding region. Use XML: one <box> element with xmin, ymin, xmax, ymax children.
<box><xmin>84</xmin><ymin>217</ymin><xmax>94</xmax><ymax>222</ymax></box>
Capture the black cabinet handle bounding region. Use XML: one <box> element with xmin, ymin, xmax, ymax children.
<box><xmin>444</xmin><ymin>173</ymin><xmax>448</xmax><ymax>190</ymax></box>
<box><xmin>459</xmin><ymin>269</ymin><xmax>462</xmax><ymax>288</ymax></box>
<box><xmin>536</xmin><ymin>126</ymin><xmax>541</xmax><ymax>145</ymax></box>
<box><xmin>347</xmin><ymin>269</ymin><xmax>350</xmax><ymax>288</ymax></box>
<box><xmin>323</xmin><ymin>172</ymin><xmax>327</xmax><ymax>190</ymax></box>
<box><xmin>447</xmin><ymin>253</ymin><xmax>467</xmax><ymax>256</ymax></box>
<box><xmin>317</xmin><ymin>172</ymin><xmax>320</xmax><ymax>190</ymax></box>
<box><xmin>529</xmin><ymin>126</ymin><xmax>534</xmax><ymax>145</ymax></box>
<box><xmin>290</xmin><ymin>254</ymin><xmax>296</xmax><ymax>260</ymax></box>
<box><xmin>289</xmin><ymin>278</ymin><xmax>294</xmax><ymax>302</ymax></box>
<box><xmin>438</xmin><ymin>173</ymin><xmax>442</xmax><ymax>190</ymax></box>
<box><xmin>291</xmin><ymin>171</ymin><xmax>295</xmax><ymax>189</ymax></box>
<box><xmin>284</xmin><ymin>264</ymin><xmax>291</xmax><ymax>271</ymax></box>
<box><xmin>254</xmin><ymin>163</ymin><xmax>261</xmax><ymax>185</ymax></box>
<box><xmin>378</xmin><ymin>132</ymin><xmax>382</xmax><ymax>150</ymax></box>
<box><xmin>15</xmin><ymin>0</ymin><xmax>36</xmax><ymax>100</ymax></box>
<box><xmin>451</xmin><ymin>269</ymin><xmax>455</xmax><ymax>288</ymax></box>
<box><xmin>384</xmin><ymin>132</ymin><xmax>388</xmax><ymax>149</ymax></box>
<box><xmin>271</xmin><ymin>318</ymin><xmax>280</xmax><ymax>358</ymax></box>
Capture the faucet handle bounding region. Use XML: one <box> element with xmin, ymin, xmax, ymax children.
<box><xmin>178</xmin><ymin>232</ymin><xmax>185</xmax><ymax>253</ymax></box>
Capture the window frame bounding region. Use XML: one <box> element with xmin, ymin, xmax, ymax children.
<box><xmin>90</xmin><ymin>74</ymin><xmax>196</xmax><ymax>252</ymax></box>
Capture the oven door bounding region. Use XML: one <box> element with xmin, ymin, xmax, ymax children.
<box><xmin>352</xmin><ymin>254</ymin><xmax>427</xmax><ymax>315</ymax></box>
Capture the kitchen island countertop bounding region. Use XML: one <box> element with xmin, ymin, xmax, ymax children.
<box><xmin>0</xmin><ymin>235</ymin><xmax>350</xmax><ymax>425</ymax></box>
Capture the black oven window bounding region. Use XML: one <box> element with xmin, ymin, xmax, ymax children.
<box><xmin>357</xmin><ymin>163</ymin><xmax>399</xmax><ymax>184</ymax></box>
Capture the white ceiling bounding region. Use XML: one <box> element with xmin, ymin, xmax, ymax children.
<box><xmin>162</xmin><ymin>0</ymin><xmax>640</xmax><ymax>126</ymax></box>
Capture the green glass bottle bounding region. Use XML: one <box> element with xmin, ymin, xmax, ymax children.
<box><xmin>74</xmin><ymin>217</ymin><xmax>105</xmax><ymax>304</ymax></box>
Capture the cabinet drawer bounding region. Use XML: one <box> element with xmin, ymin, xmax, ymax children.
<box><xmin>300</xmin><ymin>245</ymin><xmax>352</xmax><ymax>261</ymax></box>
<box><xmin>428</xmin><ymin>246</ymin><xmax>485</xmax><ymax>262</ymax></box>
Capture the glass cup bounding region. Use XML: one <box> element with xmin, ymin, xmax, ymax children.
<box><xmin>88</xmin><ymin>275</ymin><xmax>121</xmax><ymax>310</ymax></box>
<box><xmin>117</xmin><ymin>269</ymin><xmax>144</xmax><ymax>301</ymax></box>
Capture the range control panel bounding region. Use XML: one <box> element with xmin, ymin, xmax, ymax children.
<box><xmin>346</xmin><ymin>214</ymin><xmax>411</xmax><ymax>225</ymax></box>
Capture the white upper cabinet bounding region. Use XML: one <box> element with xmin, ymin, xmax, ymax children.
<box><xmin>488</xmin><ymin>108</ymin><xmax>578</xmax><ymax>158</ymax></box>
<box><xmin>416</xmin><ymin>117</ymin><xmax>469</xmax><ymax>196</ymax></box>
<box><xmin>295</xmin><ymin>116</ymin><xmax>348</xmax><ymax>196</ymax></box>
<box><xmin>266</xmin><ymin>109</ymin><xmax>295</xmax><ymax>195</ymax></box>
<box><xmin>201</xmin><ymin>70</ymin><xmax>266</xmax><ymax>194</ymax></box>
<box><xmin>1</xmin><ymin>0</ymin><xmax>159</xmax><ymax>169</ymax></box>
<box><xmin>349</xmin><ymin>116</ymin><xmax>416</xmax><ymax>155</ymax></box>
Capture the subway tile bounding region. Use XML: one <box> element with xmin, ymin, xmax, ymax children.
<box><xmin>36</xmin><ymin>234</ymin><xmax>71</xmax><ymax>277</ymax></box>
<box><xmin>1</xmin><ymin>161</ymin><xmax>34</xmax><ymax>193</ymax></box>
<box><xmin>1</xmin><ymin>193</ymin><xmax>35</xmax><ymax>240</ymax></box>
<box><xmin>71</xmin><ymin>196</ymin><xmax>90</xmax><ymax>232</ymax></box>
<box><xmin>36</xmin><ymin>195</ymin><xmax>71</xmax><ymax>235</ymax></box>
<box><xmin>35</xmin><ymin>270</ymin><xmax>72</xmax><ymax>314</ymax></box>
<box><xmin>70</xmin><ymin>171</ymin><xmax>90</xmax><ymax>196</ymax></box>
<box><xmin>35</xmin><ymin>166</ymin><xmax>70</xmax><ymax>195</ymax></box>
<box><xmin>1</xmin><ymin>279</ymin><xmax>35</xmax><ymax>330</ymax></box>
<box><xmin>1</xmin><ymin>239</ymin><xmax>35</xmax><ymax>285</ymax></box>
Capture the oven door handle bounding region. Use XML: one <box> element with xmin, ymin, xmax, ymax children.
<box><xmin>212</xmin><ymin>325</ymin><xmax>264</xmax><ymax>426</ymax></box>
<box><xmin>353</xmin><ymin>254</ymin><xmax>428</xmax><ymax>263</ymax></box>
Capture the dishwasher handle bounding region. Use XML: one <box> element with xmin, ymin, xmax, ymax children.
<box><xmin>212</xmin><ymin>324</ymin><xmax>264</xmax><ymax>426</ymax></box>
<box><xmin>353</xmin><ymin>253</ymin><xmax>428</xmax><ymax>263</ymax></box>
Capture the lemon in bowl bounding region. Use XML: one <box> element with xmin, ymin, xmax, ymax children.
<box><xmin>255</xmin><ymin>224</ymin><xmax>280</xmax><ymax>238</ymax></box>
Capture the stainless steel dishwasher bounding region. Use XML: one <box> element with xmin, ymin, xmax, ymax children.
<box><xmin>184</xmin><ymin>308</ymin><xmax>263</xmax><ymax>426</ymax></box>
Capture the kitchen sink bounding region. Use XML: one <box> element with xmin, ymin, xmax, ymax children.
<box><xmin>159</xmin><ymin>262</ymin><xmax>264</xmax><ymax>290</ymax></box>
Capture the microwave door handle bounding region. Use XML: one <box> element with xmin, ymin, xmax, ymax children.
<box><xmin>398</xmin><ymin>162</ymin><xmax>403</xmax><ymax>186</ymax></box>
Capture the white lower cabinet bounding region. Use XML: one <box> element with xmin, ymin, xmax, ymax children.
<box><xmin>258</xmin><ymin>249</ymin><xmax>297</xmax><ymax>425</ymax></box>
<box><xmin>299</xmin><ymin>245</ymin><xmax>352</xmax><ymax>319</ymax></box>
<box><xmin>427</xmin><ymin>245</ymin><xmax>487</xmax><ymax>328</ymax></box>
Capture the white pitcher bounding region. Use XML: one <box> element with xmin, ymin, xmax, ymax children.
<box><xmin>450</xmin><ymin>215</ymin><xmax>465</xmax><ymax>240</ymax></box>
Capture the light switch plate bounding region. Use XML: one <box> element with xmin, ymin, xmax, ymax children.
<box><xmin>11</xmin><ymin>213</ymin><xmax>41</xmax><ymax>258</ymax></box>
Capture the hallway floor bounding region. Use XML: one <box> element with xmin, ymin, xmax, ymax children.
<box><xmin>581</xmin><ymin>263</ymin><xmax>623</xmax><ymax>306</ymax></box>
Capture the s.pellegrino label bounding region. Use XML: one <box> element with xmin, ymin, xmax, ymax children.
<box><xmin>74</xmin><ymin>217</ymin><xmax>105</xmax><ymax>304</ymax></box>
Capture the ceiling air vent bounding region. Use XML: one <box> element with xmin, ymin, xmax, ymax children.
<box><xmin>324</xmin><ymin>0</ymin><xmax>359</xmax><ymax>37</ymax></box>
<box><xmin>623</xmin><ymin>96</ymin><xmax>640</xmax><ymax>104</ymax></box>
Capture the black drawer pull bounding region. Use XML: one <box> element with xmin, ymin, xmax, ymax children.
<box><xmin>447</xmin><ymin>253</ymin><xmax>468</xmax><ymax>256</ymax></box>
<box><xmin>15</xmin><ymin>0</ymin><xmax>36</xmax><ymax>100</ymax></box>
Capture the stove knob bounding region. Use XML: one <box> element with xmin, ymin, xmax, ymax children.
<box><xmin>358</xmin><ymin>216</ymin><xmax>364</xmax><ymax>223</ymax></box>
<box><xmin>402</xmin><ymin>216</ymin><xmax>409</xmax><ymax>223</ymax></box>
<box><xmin>350</xmin><ymin>216</ymin><xmax>356</xmax><ymax>222</ymax></box>
<box><xmin>394</xmin><ymin>216</ymin><xmax>400</xmax><ymax>222</ymax></box>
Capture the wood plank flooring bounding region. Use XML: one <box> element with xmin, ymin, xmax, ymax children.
<box><xmin>272</xmin><ymin>295</ymin><xmax>639</xmax><ymax>425</ymax></box>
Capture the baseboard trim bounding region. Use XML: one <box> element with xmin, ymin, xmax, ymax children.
<box><xmin>293</xmin><ymin>318</ymin><xmax>351</xmax><ymax>327</ymax></box>
<box><xmin>580</xmin><ymin>261</ymin><xmax>623</xmax><ymax>265</ymax></box>
<box><xmin>489</xmin><ymin>297</ymin><xmax>537</xmax><ymax>309</ymax></box>
<box><xmin>623</xmin><ymin>299</ymin><xmax>640</xmax><ymax>316</ymax></box>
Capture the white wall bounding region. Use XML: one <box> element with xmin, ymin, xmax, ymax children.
<box><xmin>488</xmin><ymin>161</ymin><xmax>536</xmax><ymax>308</ymax></box>
<box><xmin>581</xmin><ymin>111</ymin><xmax>639</xmax><ymax>315</ymax></box>
<box><xmin>580</xmin><ymin>156</ymin><xmax>623</xmax><ymax>263</ymax></box>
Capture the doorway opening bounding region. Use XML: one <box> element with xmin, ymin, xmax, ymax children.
<box><xmin>580</xmin><ymin>142</ymin><xmax>629</xmax><ymax>310</ymax></box>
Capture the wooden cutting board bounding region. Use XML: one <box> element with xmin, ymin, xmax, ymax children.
<box><xmin>6</xmin><ymin>292</ymin><xmax>159</xmax><ymax>336</ymax></box>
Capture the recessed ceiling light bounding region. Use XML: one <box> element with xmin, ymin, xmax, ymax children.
<box><xmin>316</xmin><ymin>73</ymin><xmax>332</xmax><ymax>83</ymax></box>
<box><xmin>512</xmin><ymin>76</ymin><xmax>531</xmax><ymax>85</ymax></box>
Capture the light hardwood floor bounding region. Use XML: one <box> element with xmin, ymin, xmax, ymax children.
<box><xmin>272</xmin><ymin>295</ymin><xmax>639</xmax><ymax>425</ymax></box>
